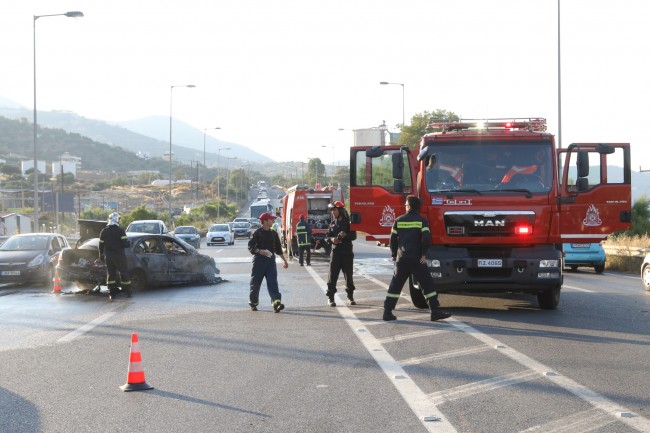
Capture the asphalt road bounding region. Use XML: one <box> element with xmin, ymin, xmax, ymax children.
<box><xmin>1</xmin><ymin>237</ymin><xmax>649</xmax><ymax>433</ymax></box>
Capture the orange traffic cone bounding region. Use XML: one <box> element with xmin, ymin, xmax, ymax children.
<box><xmin>120</xmin><ymin>333</ymin><xmax>154</xmax><ymax>392</ymax></box>
<box><xmin>52</xmin><ymin>272</ymin><xmax>61</xmax><ymax>293</ymax></box>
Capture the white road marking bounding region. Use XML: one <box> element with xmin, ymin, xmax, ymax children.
<box><xmin>305</xmin><ymin>265</ymin><xmax>459</xmax><ymax>433</ymax></box>
<box><xmin>562</xmin><ymin>284</ymin><xmax>595</xmax><ymax>293</ymax></box>
<box><xmin>446</xmin><ymin>318</ymin><xmax>650</xmax><ymax>431</ymax></box>
<box><xmin>377</xmin><ymin>329</ymin><xmax>448</xmax><ymax>344</ymax></box>
<box><xmin>427</xmin><ymin>369</ymin><xmax>541</xmax><ymax>405</ymax></box>
<box><xmin>519</xmin><ymin>407</ymin><xmax>615</xmax><ymax>432</ymax></box>
<box><xmin>399</xmin><ymin>345</ymin><xmax>493</xmax><ymax>367</ymax></box>
<box><xmin>57</xmin><ymin>312</ymin><xmax>116</xmax><ymax>343</ymax></box>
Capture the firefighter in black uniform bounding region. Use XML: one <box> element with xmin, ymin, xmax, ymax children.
<box><xmin>99</xmin><ymin>212</ymin><xmax>131</xmax><ymax>301</ymax></box>
<box><xmin>326</xmin><ymin>201</ymin><xmax>356</xmax><ymax>306</ymax></box>
<box><xmin>383</xmin><ymin>195</ymin><xmax>451</xmax><ymax>322</ymax></box>
<box><xmin>247</xmin><ymin>212</ymin><xmax>289</xmax><ymax>312</ymax></box>
<box><xmin>295</xmin><ymin>214</ymin><xmax>312</xmax><ymax>266</ymax></box>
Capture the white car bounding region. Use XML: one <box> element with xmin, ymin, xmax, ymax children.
<box><xmin>642</xmin><ymin>253</ymin><xmax>650</xmax><ymax>291</ymax></box>
<box><xmin>206</xmin><ymin>224</ymin><xmax>234</xmax><ymax>246</ymax></box>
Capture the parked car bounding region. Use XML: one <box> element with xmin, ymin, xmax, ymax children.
<box><xmin>173</xmin><ymin>226</ymin><xmax>201</xmax><ymax>249</ymax></box>
<box><xmin>126</xmin><ymin>220</ymin><xmax>168</xmax><ymax>235</ymax></box>
<box><xmin>232</xmin><ymin>222</ymin><xmax>252</xmax><ymax>239</ymax></box>
<box><xmin>0</xmin><ymin>233</ymin><xmax>70</xmax><ymax>287</ymax></box>
<box><xmin>563</xmin><ymin>242</ymin><xmax>606</xmax><ymax>273</ymax></box>
<box><xmin>642</xmin><ymin>253</ymin><xmax>650</xmax><ymax>291</ymax></box>
<box><xmin>57</xmin><ymin>233</ymin><xmax>219</xmax><ymax>291</ymax></box>
<box><xmin>233</xmin><ymin>218</ymin><xmax>249</xmax><ymax>223</ymax></box>
<box><xmin>206</xmin><ymin>224</ymin><xmax>234</xmax><ymax>246</ymax></box>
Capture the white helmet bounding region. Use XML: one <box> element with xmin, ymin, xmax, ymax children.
<box><xmin>108</xmin><ymin>212</ymin><xmax>121</xmax><ymax>225</ymax></box>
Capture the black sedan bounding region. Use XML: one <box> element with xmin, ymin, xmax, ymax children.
<box><xmin>0</xmin><ymin>233</ymin><xmax>70</xmax><ymax>287</ymax></box>
<box><xmin>232</xmin><ymin>222</ymin><xmax>252</xmax><ymax>239</ymax></box>
<box><xmin>57</xmin><ymin>233</ymin><xmax>219</xmax><ymax>291</ymax></box>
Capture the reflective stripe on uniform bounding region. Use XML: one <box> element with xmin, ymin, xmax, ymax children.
<box><xmin>424</xmin><ymin>291</ymin><xmax>438</xmax><ymax>299</ymax></box>
<box><xmin>386</xmin><ymin>293</ymin><xmax>401</xmax><ymax>299</ymax></box>
<box><xmin>396</xmin><ymin>221</ymin><xmax>423</xmax><ymax>229</ymax></box>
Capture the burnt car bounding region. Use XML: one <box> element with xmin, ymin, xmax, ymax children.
<box><xmin>57</xmin><ymin>232</ymin><xmax>219</xmax><ymax>291</ymax></box>
<box><xmin>173</xmin><ymin>225</ymin><xmax>201</xmax><ymax>249</ymax></box>
<box><xmin>0</xmin><ymin>233</ymin><xmax>70</xmax><ymax>287</ymax></box>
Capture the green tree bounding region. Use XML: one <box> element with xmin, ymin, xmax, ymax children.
<box><xmin>0</xmin><ymin>164</ymin><xmax>21</xmax><ymax>176</ymax></box>
<box><xmin>399</xmin><ymin>109</ymin><xmax>460</xmax><ymax>149</ymax></box>
<box><xmin>305</xmin><ymin>158</ymin><xmax>325</xmax><ymax>187</ymax></box>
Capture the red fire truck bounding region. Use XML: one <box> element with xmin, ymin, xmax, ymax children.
<box><xmin>281</xmin><ymin>185</ymin><xmax>345</xmax><ymax>257</ymax></box>
<box><xmin>349</xmin><ymin>118</ymin><xmax>631</xmax><ymax>310</ymax></box>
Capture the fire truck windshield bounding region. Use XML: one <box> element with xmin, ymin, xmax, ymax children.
<box><xmin>424</xmin><ymin>141</ymin><xmax>552</xmax><ymax>194</ymax></box>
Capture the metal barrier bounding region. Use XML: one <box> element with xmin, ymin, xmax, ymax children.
<box><xmin>602</xmin><ymin>244</ymin><xmax>650</xmax><ymax>258</ymax></box>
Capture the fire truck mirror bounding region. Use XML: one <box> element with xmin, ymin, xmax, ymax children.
<box><xmin>576</xmin><ymin>150</ymin><xmax>590</xmax><ymax>178</ymax></box>
<box><xmin>576</xmin><ymin>177</ymin><xmax>589</xmax><ymax>192</ymax></box>
<box><xmin>365</xmin><ymin>146</ymin><xmax>385</xmax><ymax>158</ymax></box>
<box><xmin>392</xmin><ymin>153</ymin><xmax>404</xmax><ymax>180</ymax></box>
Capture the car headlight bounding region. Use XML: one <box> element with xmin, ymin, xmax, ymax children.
<box><xmin>28</xmin><ymin>254</ymin><xmax>45</xmax><ymax>267</ymax></box>
<box><xmin>539</xmin><ymin>260</ymin><xmax>559</xmax><ymax>268</ymax></box>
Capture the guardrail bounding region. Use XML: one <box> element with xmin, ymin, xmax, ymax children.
<box><xmin>602</xmin><ymin>245</ymin><xmax>650</xmax><ymax>258</ymax></box>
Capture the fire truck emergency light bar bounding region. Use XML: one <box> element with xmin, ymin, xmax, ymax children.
<box><xmin>429</xmin><ymin>117</ymin><xmax>547</xmax><ymax>132</ymax></box>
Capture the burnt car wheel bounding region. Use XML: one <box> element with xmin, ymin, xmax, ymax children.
<box><xmin>202</xmin><ymin>263</ymin><xmax>217</xmax><ymax>283</ymax></box>
<box><xmin>130</xmin><ymin>270</ymin><xmax>147</xmax><ymax>291</ymax></box>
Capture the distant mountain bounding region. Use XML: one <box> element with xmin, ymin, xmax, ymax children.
<box><xmin>0</xmin><ymin>97</ymin><xmax>272</xmax><ymax>166</ymax></box>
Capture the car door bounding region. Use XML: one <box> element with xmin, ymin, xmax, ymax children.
<box><xmin>162</xmin><ymin>237</ymin><xmax>197</xmax><ymax>282</ymax></box>
<box><xmin>132</xmin><ymin>237</ymin><xmax>168</xmax><ymax>285</ymax></box>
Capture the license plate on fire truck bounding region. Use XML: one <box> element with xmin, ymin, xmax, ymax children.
<box><xmin>477</xmin><ymin>259</ymin><xmax>502</xmax><ymax>268</ymax></box>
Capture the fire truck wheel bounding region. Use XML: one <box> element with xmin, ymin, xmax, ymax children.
<box><xmin>408</xmin><ymin>276</ymin><xmax>430</xmax><ymax>309</ymax></box>
<box><xmin>537</xmin><ymin>286</ymin><xmax>560</xmax><ymax>310</ymax></box>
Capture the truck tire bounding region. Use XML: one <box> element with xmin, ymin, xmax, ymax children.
<box><xmin>537</xmin><ymin>286</ymin><xmax>560</xmax><ymax>310</ymax></box>
<box><xmin>408</xmin><ymin>276</ymin><xmax>430</xmax><ymax>309</ymax></box>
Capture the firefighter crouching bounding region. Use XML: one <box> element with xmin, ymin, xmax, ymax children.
<box><xmin>99</xmin><ymin>212</ymin><xmax>132</xmax><ymax>301</ymax></box>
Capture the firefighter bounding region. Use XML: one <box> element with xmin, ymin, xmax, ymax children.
<box><xmin>295</xmin><ymin>214</ymin><xmax>312</xmax><ymax>266</ymax></box>
<box><xmin>98</xmin><ymin>212</ymin><xmax>131</xmax><ymax>301</ymax></box>
<box><xmin>383</xmin><ymin>195</ymin><xmax>451</xmax><ymax>322</ymax></box>
<box><xmin>326</xmin><ymin>201</ymin><xmax>356</xmax><ymax>306</ymax></box>
<box><xmin>247</xmin><ymin>212</ymin><xmax>289</xmax><ymax>312</ymax></box>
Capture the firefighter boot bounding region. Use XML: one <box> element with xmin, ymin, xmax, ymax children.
<box><xmin>108</xmin><ymin>286</ymin><xmax>118</xmax><ymax>301</ymax></box>
<box><xmin>428</xmin><ymin>297</ymin><xmax>451</xmax><ymax>321</ymax></box>
<box><xmin>346</xmin><ymin>289</ymin><xmax>356</xmax><ymax>305</ymax></box>
<box><xmin>272</xmin><ymin>299</ymin><xmax>285</xmax><ymax>313</ymax></box>
<box><xmin>383</xmin><ymin>296</ymin><xmax>398</xmax><ymax>321</ymax></box>
<box><xmin>326</xmin><ymin>286</ymin><xmax>336</xmax><ymax>307</ymax></box>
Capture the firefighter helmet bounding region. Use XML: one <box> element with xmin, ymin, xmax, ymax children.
<box><xmin>328</xmin><ymin>201</ymin><xmax>345</xmax><ymax>210</ymax></box>
<box><xmin>108</xmin><ymin>212</ymin><xmax>121</xmax><ymax>225</ymax></box>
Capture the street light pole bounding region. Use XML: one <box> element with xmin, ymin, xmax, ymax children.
<box><xmin>202</xmin><ymin>127</ymin><xmax>220</xmax><ymax>223</ymax></box>
<box><xmin>379</xmin><ymin>81</ymin><xmax>405</xmax><ymax>127</ymax></box>
<box><xmin>216</xmin><ymin>147</ymin><xmax>230</xmax><ymax>220</ymax></box>
<box><xmin>169</xmin><ymin>84</ymin><xmax>195</xmax><ymax>226</ymax></box>
<box><xmin>33</xmin><ymin>10</ymin><xmax>83</xmax><ymax>232</ymax></box>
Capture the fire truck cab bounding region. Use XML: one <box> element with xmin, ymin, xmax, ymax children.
<box><xmin>349</xmin><ymin>118</ymin><xmax>631</xmax><ymax>310</ymax></box>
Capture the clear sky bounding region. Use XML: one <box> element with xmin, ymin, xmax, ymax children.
<box><xmin>2</xmin><ymin>0</ymin><xmax>649</xmax><ymax>168</ymax></box>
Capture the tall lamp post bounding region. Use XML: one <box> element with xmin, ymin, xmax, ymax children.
<box><xmin>379</xmin><ymin>81</ymin><xmax>405</xmax><ymax>127</ymax></box>
<box><xmin>168</xmin><ymin>84</ymin><xmax>196</xmax><ymax>225</ymax></box>
<box><xmin>216</xmin><ymin>147</ymin><xmax>230</xmax><ymax>220</ymax></box>
<box><xmin>202</xmin><ymin>127</ymin><xmax>221</xmax><ymax>222</ymax></box>
<box><xmin>224</xmin><ymin>156</ymin><xmax>238</xmax><ymax>205</ymax></box>
<box><xmin>33</xmin><ymin>10</ymin><xmax>84</xmax><ymax>231</ymax></box>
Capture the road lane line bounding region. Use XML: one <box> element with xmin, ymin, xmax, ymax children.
<box><xmin>519</xmin><ymin>407</ymin><xmax>614</xmax><ymax>432</ymax></box>
<box><xmin>57</xmin><ymin>312</ymin><xmax>116</xmax><ymax>343</ymax></box>
<box><xmin>306</xmin><ymin>265</ymin><xmax>459</xmax><ymax>433</ymax></box>
<box><xmin>399</xmin><ymin>345</ymin><xmax>493</xmax><ymax>367</ymax></box>
<box><xmin>377</xmin><ymin>329</ymin><xmax>448</xmax><ymax>344</ymax></box>
<box><xmin>427</xmin><ymin>369</ymin><xmax>540</xmax><ymax>405</ymax></box>
<box><xmin>446</xmin><ymin>318</ymin><xmax>650</xmax><ymax>431</ymax></box>
<box><xmin>562</xmin><ymin>284</ymin><xmax>595</xmax><ymax>293</ymax></box>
